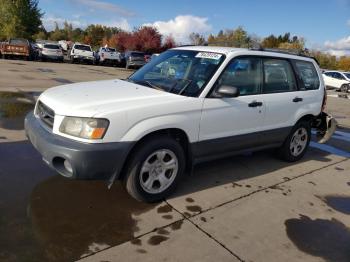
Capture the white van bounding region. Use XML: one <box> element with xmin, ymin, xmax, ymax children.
<box><xmin>25</xmin><ymin>46</ymin><xmax>336</xmax><ymax>202</ymax></box>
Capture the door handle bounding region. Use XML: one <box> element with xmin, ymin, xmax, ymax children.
<box><xmin>248</xmin><ymin>101</ymin><xmax>263</xmax><ymax>107</ymax></box>
<box><xmin>293</xmin><ymin>97</ymin><xmax>303</xmax><ymax>103</ymax></box>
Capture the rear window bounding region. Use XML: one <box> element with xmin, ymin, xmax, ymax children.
<box><xmin>44</xmin><ymin>44</ymin><xmax>60</xmax><ymax>49</ymax></box>
<box><xmin>294</xmin><ymin>61</ymin><xmax>320</xmax><ymax>90</ymax></box>
<box><xmin>9</xmin><ymin>39</ymin><xmax>27</xmax><ymax>45</ymax></box>
<box><xmin>131</xmin><ymin>52</ymin><xmax>145</xmax><ymax>57</ymax></box>
<box><xmin>74</xmin><ymin>45</ymin><xmax>91</xmax><ymax>51</ymax></box>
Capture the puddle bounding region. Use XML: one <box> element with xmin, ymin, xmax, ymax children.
<box><xmin>0</xmin><ymin>101</ymin><xmax>34</xmax><ymax>130</ymax></box>
<box><xmin>51</xmin><ymin>78</ymin><xmax>74</xmax><ymax>84</ymax></box>
<box><xmin>0</xmin><ymin>140</ymin><xmax>157</xmax><ymax>262</ymax></box>
<box><xmin>323</xmin><ymin>196</ymin><xmax>350</xmax><ymax>215</ymax></box>
<box><xmin>0</xmin><ymin>91</ymin><xmax>25</xmax><ymax>99</ymax></box>
<box><xmin>285</xmin><ymin>215</ymin><xmax>350</xmax><ymax>262</ymax></box>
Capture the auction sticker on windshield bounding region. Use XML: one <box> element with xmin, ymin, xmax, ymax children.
<box><xmin>195</xmin><ymin>52</ymin><xmax>222</xmax><ymax>60</ymax></box>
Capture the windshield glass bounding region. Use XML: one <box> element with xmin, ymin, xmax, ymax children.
<box><xmin>344</xmin><ymin>73</ymin><xmax>350</xmax><ymax>79</ymax></box>
<box><xmin>129</xmin><ymin>50</ymin><xmax>225</xmax><ymax>97</ymax></box>
<box><xmin>75</xmin><ymin>45</ymin><xmax>91</xmax><ymax>51</ymax></box>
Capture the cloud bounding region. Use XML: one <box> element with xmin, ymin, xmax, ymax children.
<box><xmin>42</xmin><ymin>15</ymin><xmax>86</xmax><ymax>31</ymax></box>
<box><xmin>324</xmin><ymin>36</ymin><xmax>350</xmax><ymax>50</ymax></box>
<box><xmin>73</xmin><ymin>0</ymin><xmax>135</xmax><ymax>17</ymax></box>
<box><xmin>100</xmin><ymin>18</ymin><xmax>131</xmax><ymax>31</ymax></box>
<box><xmin>144</xmin><ymin>15</ymin><xmax>212</xmax><ymax>43</ymax></box>
<box><xmin>323</xmin><ymin>36</ymin><xmax>350</xmax><ymax>56</ymax></box>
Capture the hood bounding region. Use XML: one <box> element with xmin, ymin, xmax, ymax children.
<box><xmin>39</xmin><ymin>79</ymin><xmax>183</xmax><ymax>117</ymax></box>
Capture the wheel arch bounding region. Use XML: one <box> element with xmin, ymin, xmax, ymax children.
<box><xmin>118</xmin><ymin>128</ymin><xmax>193</xmax><ymax>180</ymax></box>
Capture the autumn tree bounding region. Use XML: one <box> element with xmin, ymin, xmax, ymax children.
<box><xmin>207</xmin><ymin>26</ymin><xmax>250</xmax><ymax>47</ymax></box>
<box><xmin>189</xmin><ymin>33</ymin><xmax>206</xmax><ymax>45</ymax></box>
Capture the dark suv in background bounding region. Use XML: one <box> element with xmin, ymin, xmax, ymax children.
<box><xmin>125</xmin><ymin>51</ymin><xmax>146</xmax><ymax>69</ymax></box>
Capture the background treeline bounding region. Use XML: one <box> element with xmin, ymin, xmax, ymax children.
<box><xmin>1</xmin><ymin>0</ymin><xmax>350</xmax><ymax>70</ymax></box>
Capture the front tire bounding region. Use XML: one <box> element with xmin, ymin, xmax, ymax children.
<box><xmin>279</xmin><ymin>121</ymin><xmax>311</xmax><ymax>162</ymax></box>
<box><xmin>340</xmin><ymin>84</ymin><xmax>349</xmax><ymax>93</ymax></box>
<box><xmin>123</xmin><ymin>137</ymin><xmax>185</xmax><ymax>202</ymax></box>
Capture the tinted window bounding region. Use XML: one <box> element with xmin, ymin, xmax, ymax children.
<box><xmin>334</xmin><ymin>72</ymin><xmax>345</xmax><ymax>80</ymax></box>
<box><xmin>44</xmin><ymin>44</ymin><xmax>60</xmax><ymax>49</ymax></box>
<box><xmin>263</xmin><ymin>59</ymin><xmax>297</xmax><ymax>93</ymax></box>
<box><xmin>130</xmin><ymin>52</ymin><xmax>145</xmax><ymax>57</ymax></box>
<box><xmin>215</xmin><ymin>57</ymin><xmax>262</xmax><ymax>96</ymax></box>
<box><xmin>294</xmin><ymin>60</ymin><xmax>320</xmax><ymax>90</ymax></box>
<box><xmin>74</xmin><ymin>45</ymin><xmax>91</xmax><ymax>51</ymax></box>
<box><xmin>324</xmin><ymin>72</ymin><xmax>333</xmax><ymax>77</ymax></box>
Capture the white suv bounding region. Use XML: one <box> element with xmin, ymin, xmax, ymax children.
<box><xmin>25</xmin><ymin>46</ymin><xmax>335</xmax><ymax>202</ymax></box>
<box><xmin>69</xmin><ymin>43</ymin><xmax>95</xmax><ymax>64</ymax></box>
<box><xmin>323</xmin><ymin>71</ymin><xmax>350</xmax><ymax>92</ymax></box>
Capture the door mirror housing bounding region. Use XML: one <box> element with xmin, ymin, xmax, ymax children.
<box><xmin>215</xmin><ymin>85</ymin><xmax>240</xmax><ymax>98</ymax></box>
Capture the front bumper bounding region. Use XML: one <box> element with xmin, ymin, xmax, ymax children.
<box><xmin>73</xmin><ymin>55</ymin><xmax>95</xmax><ymax>61</ymax></box>
<box><xmin>25</xmin><ymin>111</ymin><xmax>133</xmax><ymax>180</ymax></box>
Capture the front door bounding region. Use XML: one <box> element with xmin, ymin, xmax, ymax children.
<box><xmin>196</xmin><ymin>56</ymin><xmax>265</xmax><ymax>159</ymax></box>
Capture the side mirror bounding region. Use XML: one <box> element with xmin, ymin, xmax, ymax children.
<box><xmin>215</xmin><ymin>85</ymin><xmax>240</xmax><ymax>98</ymax></box>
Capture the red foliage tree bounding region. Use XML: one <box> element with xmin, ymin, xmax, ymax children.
<box><xmin>162</xmin><ymin>35</ymin><xmax>176</xmax><ymax>51</ymax></box>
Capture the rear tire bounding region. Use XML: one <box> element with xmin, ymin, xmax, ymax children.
<box><xmin>123</xmin><ymin>136</ymin><xmax>186</xmax><ymax>202</ymax></box>
<box><xmin>278</xmin><ymin>121</ymin><xmax>311</xmax><ymax>162</ymax></box>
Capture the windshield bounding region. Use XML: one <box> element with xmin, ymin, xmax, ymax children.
<box><xmin>75</xmin><ymin>45</ymin><xmax>91</xmax><ymax>51</ymax></box>
<box><xmin>128</xmin><ymin>50</ymin><xmax>225</xmax><ymax>97</ymax></box>
<box><xmin>344</xmin><ymin>73</ymin><xmax>350</xmax><ymax>79</ymax></box>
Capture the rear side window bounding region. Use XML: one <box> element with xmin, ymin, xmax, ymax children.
<box><xmin>215</xmin><ymin>57</ymin><xmax>262</xmax><ymax>96</ymax></box>
<box><xmin>263</xmin><ymin>59</ymin><xmax>297</xmax><ymax>93</ymax></box>
<box><xmin>294</xmin><ymin>61</ymin><xmax>320</xmax><ymax>90</ymax></box>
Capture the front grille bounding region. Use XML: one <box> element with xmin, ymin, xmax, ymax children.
<box><xmin>36</xmin><ymin>101</ymin><xmax>55</xmax><ymax>129</ymax></box>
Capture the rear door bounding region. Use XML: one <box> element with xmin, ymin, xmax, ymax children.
<box><xmin>197</xmin><ymin>56</ymin><xmax>266</xmax><ymax>159</ymax></box>
<box><xmin>259</xmin><ymin>58</ymin><xmax>300</xmax><ymax>139</ymax></box>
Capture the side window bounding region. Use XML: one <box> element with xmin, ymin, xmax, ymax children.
<box><xmin>215</xmin><ymin>57</ymin><xmax>262</xmax><ymax>96</ymax></box>
<box><xmin>294</xmin><ymin>60</ymin><xmax>320</xmax><ymax>90</ymax></box>
<box><xmin>336</xmin><ymin>73</ymin><xmax>345</xmax><ymax>80</ymax></box>
<box><xmin>263</xmin><ymin>59</ymin><xmax>297</xmax><ymax>93</ymax></box>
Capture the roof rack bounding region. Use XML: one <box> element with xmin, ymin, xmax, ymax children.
<box><xmin>249</xmin><ymin>46</ymin><xmax>320</xmax><ymax>65</ymax></box>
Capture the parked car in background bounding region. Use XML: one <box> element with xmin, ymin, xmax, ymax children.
<box><xmin>39</xmin><ymin>43</ymin><xmax>64</xmax><ymax>62</ymax></box>
<box><xmin>58</xmin><ymin>40</ymin><xmax>72</xmax><ymax>54</ymax></box>
<box><xmin>0</xmin><ymin>38</ymin><xmax>33</xmax><ymax>60</ymax></box>
<box><xmin>95</xmin><ymin>47</ymin><xmax>123</xmax><ymax>66</ymax></box>
<box><xmin>322</xmin><ymin>71</ymin><xmax>350</xmax><ymax>92</ymax></box>
<box><xmin>69</xmin><ymin>43</ymin><xmax>95</xmax><ymax>64</ymax></box>
<box><xmin>25</xmin><ymin>46</ymin><xmax>336</xmax><ymax>202</ymax></box>
<box><xmin>125</xmin><ymin>51</ymin><xmax>146</xmax><ymax>69</ymax></box>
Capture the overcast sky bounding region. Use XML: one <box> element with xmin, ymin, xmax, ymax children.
<box><xmin>39</xmin><ymin>0</ymin><xmax>350</xmax><ymax>55</ymax></box>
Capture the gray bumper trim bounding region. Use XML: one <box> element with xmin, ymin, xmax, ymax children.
<box><xmin>25</xmin><ymin>111</ymin><xmax>134</xmax><ymax>180</ymax></box>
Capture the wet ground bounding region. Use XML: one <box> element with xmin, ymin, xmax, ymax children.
<box><xmin>0</xmin><ymin>60</ymin><xmax>350</xmax><ymax>262</ymax></box>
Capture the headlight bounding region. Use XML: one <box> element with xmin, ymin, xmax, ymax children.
<box><xmin>59</xmin><ymin>117</ymin><xmax>109</xmax><ymax>139</ymax></box>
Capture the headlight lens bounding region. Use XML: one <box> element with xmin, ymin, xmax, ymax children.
<box><xmin>59</xmin><ymin>117</ymin><xmax>109</xmax><ymax>139</ymax></box>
